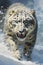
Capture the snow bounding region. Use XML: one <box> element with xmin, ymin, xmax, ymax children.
<box><xmin>0</xmin><ymin>55</ymin><xmax>39</xmax><ymax>65</ymax></box>
<box><xmin>0</xmin><ymin>11</ymin><xmax>4</xmax><ymax>14</ymax></box>
<box><xmin>0</xmin><ymin>33</ymin><xmax>39</xmax><ymax>65</ymax></box>
<box><xmin>0</xmin><ymin>42</ymin><xmax>38</xmax><ymax>65</ymax></box>
<box><xmin>0</xmin><ymin>0</ymin><xmax>43</xmax><ymax>65</ymax></box>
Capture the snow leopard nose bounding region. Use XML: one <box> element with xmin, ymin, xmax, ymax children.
<box><xmin>19</xmin><ymin>31</ymin><xmax>23</xmax><ymax>33</ymax></box>
<box><xmin>19</xmin><ymin>29</ymin><xmax>26</xmax><ymax>33</ymax></box>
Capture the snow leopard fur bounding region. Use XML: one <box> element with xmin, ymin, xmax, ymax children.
<box><xmin>3</xmin><ymin>3</ymin><xmax>38</xmax><ymax>60</ymax></box>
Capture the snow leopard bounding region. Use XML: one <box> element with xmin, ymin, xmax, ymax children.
<box><xmin>3</xmin><ymin>3</ymin><xmax>38</xmax><ymax>60</ymax></box>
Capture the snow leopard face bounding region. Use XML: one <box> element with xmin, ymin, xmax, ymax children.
<box><xmin>4</xmin><ymin>3</ymin><xmax>36</xmax><ymax>41</ymax></box>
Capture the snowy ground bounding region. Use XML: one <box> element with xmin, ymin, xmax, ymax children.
<box><xmin>0</xmin><ymin>0</ymin><xmax>43</xmax><ymax>65</ymax></box>
<box><xmin>0</xmin><ymin>33</ymin><xmax>42</xmax><ymax>65</ymax></box>
<box><xmin>0</xmin><ymin>37</ymin><xmax>39</xmax><ymax>65</ymax></box>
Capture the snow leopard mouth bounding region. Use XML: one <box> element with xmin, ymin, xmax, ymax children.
<box><xmin>17</xmin><ymin>33</ymin><xmax>26</xmax><ymax>38</ymax></box>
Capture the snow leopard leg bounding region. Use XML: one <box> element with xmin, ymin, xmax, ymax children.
<box><xmin>23</xmin><ymin>41</ymin><xmax>35</xmax><ymax>60</ymax></box>
<box><xmin>5</xmin><ymin>37</ymin><xmax>21</xmax><ymax>60</ymax></box>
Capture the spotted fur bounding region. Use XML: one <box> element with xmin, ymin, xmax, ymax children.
<box><xmin>4</xmin><ymin>3</ymin><xmax>38</xmax><ymax>60</ymax></box>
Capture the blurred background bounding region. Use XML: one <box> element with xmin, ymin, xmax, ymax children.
<box><xmin>0</xmin><ymin>0</ymin><xmax>34</xmax><ymax>8</ymax></box>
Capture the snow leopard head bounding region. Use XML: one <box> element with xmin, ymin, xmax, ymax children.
<box><xmin>4</xmin><ymin>3</ymin><xmax>36</xmax><ymax>41</ymax></box>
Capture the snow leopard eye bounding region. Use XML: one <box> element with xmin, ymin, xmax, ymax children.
<box><xmin>23</xmin><ymin>19</ymin><xmax>31</xmax><ymax>28</ymax></box>
<box><xmin>15</xmin><ymin>20</ymin><xmax>18</xmax><ymax>23</ymax></box>
<box><xmin>13</xmin><ymin>24</ymin><xmax>16</xmax><ymax>27</ymax></box>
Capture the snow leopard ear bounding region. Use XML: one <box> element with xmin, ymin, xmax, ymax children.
<box><xmin>31</xmin><ymin>9</ymin><xmax>35</xmax><ymax>17</ymax></box>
